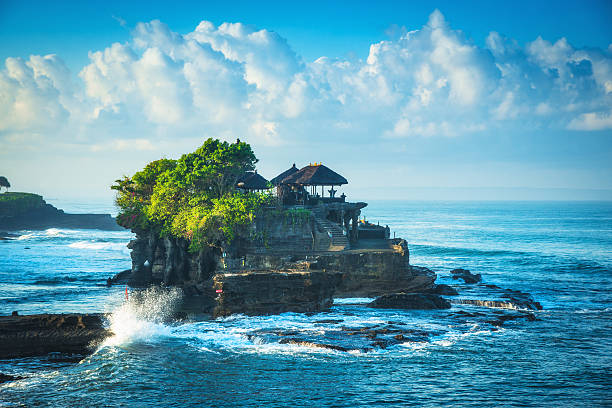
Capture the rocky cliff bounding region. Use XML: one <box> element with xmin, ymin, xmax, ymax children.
<box><xmin>0</xmin><ymin>192</ymin><xmax>123</xmax><ymax>231</ymax></box>
<box><xmin>125</xmin><ymin>220</ymin><xmax>435</xmax><ymax>316</ymax></box>
<box><xmin>0</xmin><ymin>313</ymin><xmax>111</xmax><ymax>358</ymax></box>
<box><xmin>212</xmin><ymin>270</ymin><xmax>342</xmax><ymax>317</ymax></box>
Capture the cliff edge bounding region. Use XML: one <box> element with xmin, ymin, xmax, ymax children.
<box><xmin>0</xmin><ymin>192</ymin><xmax>124</xmax><ymax>231</ymax></box>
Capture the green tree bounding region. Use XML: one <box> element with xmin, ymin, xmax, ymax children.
<box><xmin>0</xmin><ymin>176</ymin><xmax>10</xmax><ymax>193</ymax></box>
<box><xmin>112</xmin><ymin>138</ymin><xmax>272</xmax><ymax>252</ymax></box>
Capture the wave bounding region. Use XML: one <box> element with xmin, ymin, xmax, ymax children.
<box><xmin>68</xmin><ymin>241</ymin><xmax>128</xmax><ymax>252</ymax></box>
<box><xmin>32</xmin><ymin>276</ymin><xmax>103</xmax><ymax>285</ymax></box>
<box><xmin>412</xmin><ymin>243</ymin><xmax>527</xmax><ymax>258</ymax></box>
<box><xmin>333</xmin><ymin>297</ymin><xmax>375</xmax><ymax>305</ymax></box>
<box><xmin>101</xmin><ymin>287</ymin><xmax>184</xmax><ymax>348</ymax></box>
<box><xmin>16</xmin><ymin>228</ymin><xmax>73</xmax><ymax>240</ymax></box>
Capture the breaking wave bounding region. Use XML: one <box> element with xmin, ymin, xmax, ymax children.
<box><xmin>68</xmin><ymin>241</ymin><xmax>128</xmax><ymax>252</ymax></box>
<box><xmin>102</xmin><ymin>286</ymin><xmax>184</xmax><ymax>347</ymax></box>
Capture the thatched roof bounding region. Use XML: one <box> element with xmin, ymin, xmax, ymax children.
<box><xmin>270</xmin><ymin>163</ymin><xmax>299</xmax><ymax>185</ymax></box>
<box><xmin>281</xmin><ymin>164</ymin><xmax>347</xmax><ymax>186</ymax></box>
<box><xmin>236</xmin><ymin>171</ymin><xmax>270</xmax><ymax>190</ymax></box>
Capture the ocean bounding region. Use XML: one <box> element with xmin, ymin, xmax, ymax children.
<box><xmin>1</xmin><ymin>200</ymin><xmax>611</xmax><ymax>407</ymax></box>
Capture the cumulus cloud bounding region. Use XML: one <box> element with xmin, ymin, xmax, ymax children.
<box><xmin>1</xmin><ymin>9</ymin><xmax>611</xmax><ymax>155</ymax></box>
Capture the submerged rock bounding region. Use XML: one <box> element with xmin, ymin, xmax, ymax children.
<box><xmin>427</xmin><ymin>284</ymin><xmax>459</xmax><ymax>296</ymax></box>
<box><xmin>247</xmin><ymin>323</ymin><xmax>439</xmax><ymax>353</ymax></box>
<box><xmin>452</xmin><ymin>288</ymin><xmax>543</xmax><ymax>311</ymax></box>
<box><xmin>0</xmin><ymin>373</ymin><xmax>25</xmax><ymax>383</ymax></box>
<box><xmin>368</xmin><ymin>293</ymin><xmax>451</xmax><ymax>310</ymax></box>
<box><xmin>0</xmin><ymin>314</ymin><xmax>111</xmax><ymax>359</ymax></box>
<box><xmin>106</xmin><ymin>269</ymin><xmax>132</xmax><ymax>286</ymax></box>
<box><xmin>451</xmin><ymin>268</ymin><xmax>482</xmax><ymax>284</ymax></box>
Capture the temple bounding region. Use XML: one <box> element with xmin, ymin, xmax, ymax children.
<box><xmin>235</xmin><ymin>163</ymin><xmax>390</xmax><ymax>252</ymax></box>
<box><xmin>127</xmin><ymin>160</ymin><xmax>434</xmax><ymax>317</ymax></box>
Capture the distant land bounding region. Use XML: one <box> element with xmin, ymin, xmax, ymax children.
<box><xmin>0</xmin><ymin>192</ymin><xmax>124</xmax><ymax>232</ymax></box>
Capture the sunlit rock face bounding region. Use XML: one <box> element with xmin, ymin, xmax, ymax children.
<box><xmin>123</xmin><ymin>202</ymin><xmax>435</xmax><ymax>316</ymax></box>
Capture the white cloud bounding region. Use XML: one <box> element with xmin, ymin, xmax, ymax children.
<box><xmin>1</xmin><ymin>9</ymin><xmax>611</xmax><ymax>152</ymax></box>
<box><xmin>568</xmin><ymin>110</ymin><xmax>612</xmax><ymax>130</ymax></box>
<box><xmin>90</xmin><ymin>138</ymin><xmax>155</xmax><ymax>151</ymax></box>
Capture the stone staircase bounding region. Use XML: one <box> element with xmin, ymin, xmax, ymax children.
<box><xmin>313</xmin><ymin>209</ymin><xmax>348</xmax><ymax>251</ymax></box>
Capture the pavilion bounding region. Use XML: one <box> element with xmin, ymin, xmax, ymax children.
<box><xmin>272</xmin><ymin>163</ymin><xmax>348</xmax><ymax>206</ymax></box>
<box><xmin>236</xmin><ymin>171</ymin><xmax>270</xmax><ymax>192</ymax></box>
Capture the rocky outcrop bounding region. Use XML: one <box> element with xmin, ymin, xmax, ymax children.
<box><xmin>427</xmin><ymin>284</ymin><xmax>459</xmax><ymax>296</ymax></box>
<box><xmin>106</xmin><ymin>269</ymin><xmax>132</xmax><ymax>286</ymax></box>
<box><xmin>368</xmin><ymin>293</ymin><xmax>451</xmax><ymax>310</ymax></box>
<box><xmin>453</xmin><ymin>291</ymin><xmax>543</xmax><ymax>311</ymax></box>
<box><xmin>246</xmin><ymin>322</ymin><xmax>436</xmax><ymax>353</ymax></box>
<box><xmin>0</xmin><ymin>193</ymin><xmax>123</xmax><ymax>231</ymax></box>
<box><xmin>212</xmin><ymin>270</ymin><xmax>342</xmax><ymax>317</ymax></box>
<box><xmin>0</xmin><ymin>314</ymin><xmax>111</xmax><ymax>359</ymax></box>
<box><xmin>127</xmin><ymin>231</ymin><xmax>219</xmax><ymax>288</ymax></box>
<box><xmin>243</xmin><ymin>240</ymin><xmax>435</xmax><ymax>297</ymax></box>
<box><xmin>124</xmin><ymin>209</ymin><xmax>435</xmax><ymax>316</ymax></box>
<box><xmin>451</xmin><ymin>268</ymin><xmax>482</xmax><ymax>284</ymax></box>
<box><xmin>0</xmin><ymin>373</ymin><xmax>25</xmax><ymax>383</ymax></box>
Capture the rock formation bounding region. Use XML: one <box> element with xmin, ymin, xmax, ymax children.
<box><xmin>0</xmin><ymin>313</ymin><xmax>111</xmax><ymax>359</ymax></box>
<box><xmin>0</xmin><ymin>192</ymin><xmax>123</xmax><ymax>231</ymax></box>
<box><xmin>212</xmin><ymin>270</ymin><xmax>342</xmax><ymax>317</ymax></box>
<box><xmin>451</xmin><ymin>268</ymin><xmax>482</xmax><ymax>283</ymax></box>
<box><xmin>123</xmin><ymin>220</ymin><xmax>436</xmax><ymax>316</ymax></box>
<box><xmin>368</xmin><ymin>293</ymin><xmax>452</xmax><ymax>310</ymax></box>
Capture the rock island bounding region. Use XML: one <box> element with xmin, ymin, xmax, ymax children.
<box><xmin>113</xmin><ymin>138</ymin><xmax>437</xmax><ymax>317</ymax></box>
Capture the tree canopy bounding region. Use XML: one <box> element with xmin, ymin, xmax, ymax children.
<box><xmin>112</xmin><ymin>138</ymin><xmax>274</xmax><ymax>251</ymax></box>
<box><xmin>0</xmin><ymin>176</ymin><xmax>10</xmax><ymax>192</ymax></box>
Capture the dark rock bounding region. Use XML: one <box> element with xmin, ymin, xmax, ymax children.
<box><xmin>106</xmin><ymin>269</ymin><xmax>132</xmax><ymax>286</ymax></box>
<box><xmin>314</xmin><ymin>319</ymin><xmax>344</xmax><ymax>324</ymax></box>
<box><xmin>368</xmin><ymin>293</ymin><xmax>451</xmax><ymax>310</ymax></box>
<box><xmin>500</xmin><ymin>290</ymin><xmax>543</xmax><ymax>310</ymax></box>
<box><xmin>279</xmin><ymin>338</ymin><xmax>353</xmax><ymax>352</ymax></box>
<box><xmin>452</xmin><ymin>296</ymin><xmax>542</xmax><ymax>311</ymax></box>
<box><xmin>427</xmin><ymin>284</ymin><xmax>459</xmax><ymax>296</ymax></box>
<box><xmin>127</xmin><ymin>227</ymin><xmax>435</xmax><ymax>300</ymax></box>
<box><xmin>0</xmin><ymin>313</ymin><xmax>111</xmax><ymax>359</ymax></box>
<box><xmin>0</xmin><ymin>201</ymin><xmax>124</xmax><ymax>231</ymax></box>
<box><xmin>0</xmin><ymin>373</ymin><xmax>25</xmax><ymax>383</ymax></box>
<box><xmin>11</xmin><ymin>310</ymin><xmax>18</xmax><ymax>316</ymax></box>
<box><xmin>486</xmin><ymin>312</ymin><xmax>537</xmax><ymax>327</ymax></box>
<box><xmin>212</xmin><ymin>270</ymin><xmax>342</xmax><ymax>317</ymax></box>
<box><xmin>451</xmin><ymin>268</ymin><xmax>482</xmax><ymax>284</ymax></box>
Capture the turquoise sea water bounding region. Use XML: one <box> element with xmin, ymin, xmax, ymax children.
<box><xmin>1</xmin><ymin>201</ymin><xmax>611</xmax><ymax>407</ymax></box>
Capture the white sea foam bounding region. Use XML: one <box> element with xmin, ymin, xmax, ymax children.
<box><xmin>102</xmin><ymin>287</ymin><xmax>183</xmax><ymax>347</ymax></box>
<box><xmin>333</xmin><ymin>297</ymin><xmax>375</xmax><ymax>305</ymax></box>
<box><xmin>68</xmin><ymin>240</ymin><xmax>128</xmax><ymax>252</ymax></box>
<box><xmin>17</xmin><ymin>228</ymin><xmax>80</xmax><ymax>240</ymax></box>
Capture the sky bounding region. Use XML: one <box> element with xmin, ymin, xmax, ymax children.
<box><xmin>0</xmin><ymin>0</ymin><xmax>611</xmax><ymax>202</ymax></box>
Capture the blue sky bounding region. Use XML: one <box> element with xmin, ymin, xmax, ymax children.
<box><xmin>0</xmin><ymin>0</ymin><xmax>611</xmax><ymax>201</ymax></box>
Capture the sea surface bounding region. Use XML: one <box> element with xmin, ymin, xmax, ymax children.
<box><xmin>1</xmin><ymin>200</ymin><xmax>611</xmax><ymax>407</ymax></box>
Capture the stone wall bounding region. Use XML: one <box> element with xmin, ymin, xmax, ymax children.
<box><xmin>241</xmin><ymin>211</ymin><xmax>316</xmax><ymax>255</ymax></box>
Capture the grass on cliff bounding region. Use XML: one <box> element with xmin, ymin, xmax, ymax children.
<box><xmin>0</xmin><ymin>192</ymin><xmax>45</xmax><ymax>217</ymax></box>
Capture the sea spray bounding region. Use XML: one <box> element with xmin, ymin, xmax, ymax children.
<box><xmin>103</xmin><ymin>286</ymin><xmax>184</xmax><ymax>347</ymax></box>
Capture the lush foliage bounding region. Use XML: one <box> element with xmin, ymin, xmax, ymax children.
<box><xmin>0</xmin><ymin>192</ymin><xmax>44</xmax><ymax>216</ymax></box>
<box><xmin>112</xmin><ymin>138</ymin><xmax>276</xmax><ymax>251</ymax></box>
<box><xmin>0</xmin><ymin>176</ymin><xmax>10</xmax><ymax>192</ymax></box>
